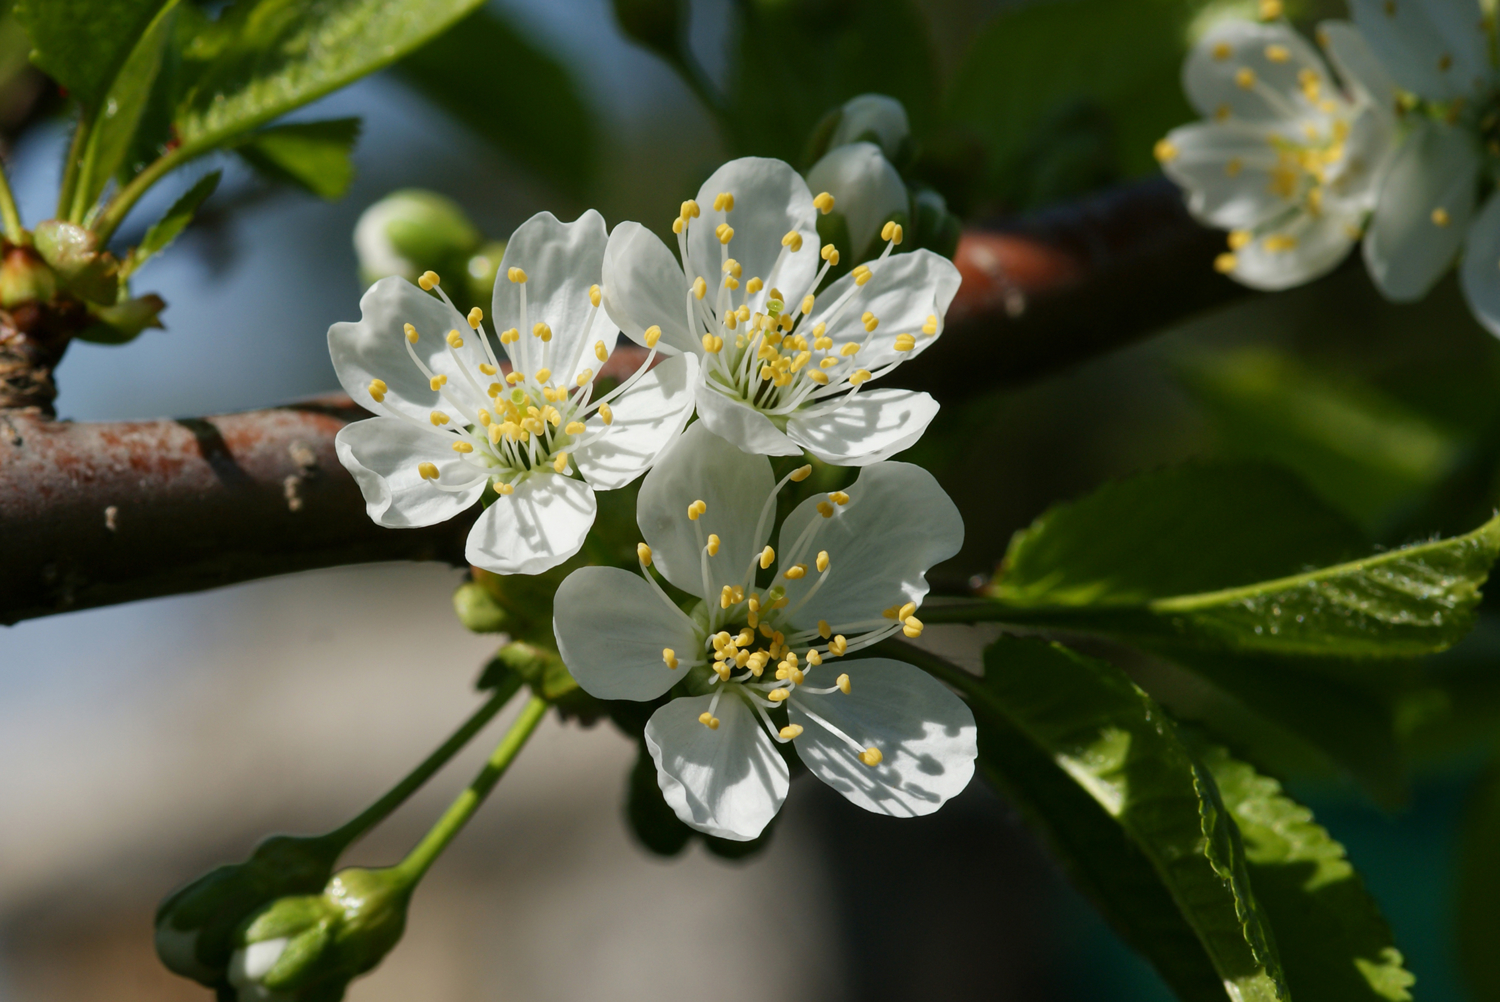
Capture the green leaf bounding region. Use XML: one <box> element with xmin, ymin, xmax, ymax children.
<box><xmin>70</xmin><ymin>0</ymin><xmax>181</xmax><ymax>219</ymax></box>
<box><xmin>1196</xmin><ymin>743</ymin><xmax>1414</xmax><ymax>1001</ymax></box>
<box><xmin>14</xmin><ymin>0</ymin><xmax>170</xmax><ymax>111</ymax></box>
<box><xmin>236</xmin><ymin>118</ymin><xmax>361</xmax><ymax>200</ymax></box>
<box><xmin>131</xmin><ymin>169</ymin><xmax>220</xmax><ymax>272</ymax></box>
<box><xmin>984</xmin><ymin>463</ymin><xmax>1500</xmax><ymax>657</ymax></box>
<box><xmin>398</xmin><ymin>10</ymin><xmax>595</xmax><ymax>199</ymax></box>
<box><xmin>967</xmin><ymin>636</ymin><xmax>1287</xmax><ymax>1001</ymax></box>
<box><xmin>1458</xmin><ymin>765</ymin><xmax>1500</xmax><ymax>1000</ymax></box>
<box><xmin>75</xmin><ymin>294</ymin><xmax>166</xmax><ymax>345</ymax></box>
<box><xmin>174</xmin><ymin>0</ymin><xmax>487</xmax><ymax>154</ymax></box>
<box><xmin>1180</xmin><ymin>348</ymin><xmax>1464</xmax><ymax>535</ymax></box>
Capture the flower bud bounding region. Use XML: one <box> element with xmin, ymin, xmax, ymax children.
<box><xmin>32</xmin><ymin>220</ymin><xmax>120</xmax><ymax>303</ymax></box>
<box><xmin>227</xmin><ymin>867</ymin><xmax>411</xmax><ymax>1001</ymax></box>
<box><xmin>453</xmin><ymin>578</ymin><xmax>508</xmax><ymax>633</ymax></box>
<box><xmin>805</xmin><ymin>143</ymin><xmax>908</xmax><ymax>263</ymax></box>
<box><xmin>826</xmin><ymin>94</ymin><xmax>910</xmax><ymax>164</ymax></box>
<box><xmin>353</xmin><ymin>189</ymin><xmax>481</xmax><ymax>287</ymax></box>
<box><xmin>154</xmin><ymin>834</ymin><xmax>342</xmax><ymax>986</ymax></box>
<box><xmin>0</xmin><ymin>246</ymin><xmax>57</xmax><ymax>308</ymax></box>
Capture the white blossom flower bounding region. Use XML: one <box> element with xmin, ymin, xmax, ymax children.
<box><xmin>1157</xmin><ymin>16</ymin><xmax>1396</xmax><ymax>289</ymax></box>
<box><xmin>1347</xmin><ymin>0</ymin><xmax>1500</xmax><ymax>332</ymax></box>
<box><xmin>329</xmin><ymin>210</ymin><xmax>698</xmax><ymax>575</ymax></box>
<box><xmin>552</xmin><ymin>422</ymin><xmax>977</xmax><ymax>840</ymax></box>
<box><xmin>601</xmin><ymin>157</ymin><xmax>961</xmax><ymax>466</ymax></box>
<box><xmin>825</xmin><ymin>93</ymin><xmax>911</xmax><ymax>162</ymax></box>
<box><xmin>806</xmin><ymin>141</ymin><xmax>910</xmax><ymax>260</ymax></box>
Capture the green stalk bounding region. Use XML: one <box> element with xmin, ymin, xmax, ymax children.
<box><xmin>56</xmin><ymin>113</ymin><xmax>92</xmax><ymax>221</ymax></box>
<box><xmin>392</xmin><ymin>695</ymin><xmax>548</xmax><ymax>885</ymax></box>
<box><xmin>0</xmin><ymin>161</ymin><xmax>23</xmax><ymax>243</ymax></box>
<box><xmin>322</xmin><ymin>679</ymin><xmax>521</xmax><ymax>851</ymax></box>
<box><xmin>91</xmin><ymin>140</ymin><xmax>200</xmax><ymax>245</ymax></box>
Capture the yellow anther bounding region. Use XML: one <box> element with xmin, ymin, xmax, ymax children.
<box><xmin>1235</xmin><ymin>66</ymin><xmax>1256</xmax><ymax>89</ymax></box>
<box><xmin>446</xmin><ymin>329</ymin><xmax>464</xmax><ymax>348</ymax></box>
<box><xmin>849</xmin><ymin>369</ymin><xmax>872</xmax><ymax>385</ymax></box>
<box><xmin>1228</xmin><ymin>230</ymin><xmax>1252</xmax><ymax>251</ymax></box>
<box><xmin>895</xmin><ymin>601</ymin><xmax>917</xmax><ymax>621</ymax></box>
<box><xmin>1212</xmin><ymin>41</ymin><xmax>1232</xmax><ymax>60</ymax></box>
<box><xmin>495</xmin><ymin>481</ymin><xmax>514</xmax><ymax>496</ymax></box>
<box><xmin>830</xmin><ymin>636</ymin><xmax>848</xmax><ymax>657</ymax></box>
<box><xmin>883</xmin><ymin>605</ymin><xmax>900</xmax><ymax>620</ymax></box>
<box><xmin>404</xmin><ymin>323</ymin><xmax>419</xmax><ymax>343</ymax></box>
<box><xmin>488</xmin><ymin>424</ymin><xmax>503</xmax><ymax>444</ymax></box>
<box><xmin>1432</xmin><ymin>207</ymin><xmax>1452</xmax><ymax>226</ymax></box>
<box><xmin>861</xmin><ymin>310</ymin><xmax>879</xmax><ymax>332</ymax></box>
<box><xmin>589</xmin><ymin>284</ymin><xmax>602</xmax><ymax>307</ymax></box>
<box><xmin>836</xmin><ymin>671</ymin><xmax>851</xmax><ymax>692</ymax></box>
<box><xmin>479</xmin><ymin>363</ymin><xmax>497</xmax><ymax>375</ymax></box>
<box><xmin>706</xmin><ymin>533</ymin><xmax>721</xmax><ymax>556</ymax></box>
<box><xmin>591</xmin><ymin>340</ymin><xmax>609</xmax><ymax>364</ymax></box>
<box><xmin>811</xmin><ymin>620</ymin><xmax>829</xmax><ymax>640</ymax></box>
<box><xmin>466</xmin><ymin>307</ymin><xmax>484</xmax><ymax>330</ymax></box>
<box><xmin>368</xmin><ymin>378</ymin><xmax>387</xmax><ymax>402</ymax></box>
<box><xmin>829</xmin><ymin>491</ymin><xmax>850</xmax><ymax>505</ymax></box>
<box><xmin>820</xmin><ymin>244</ymin><xmax>840</xmax><ymax>266</ymax></box>
<box><xmin>1264</xmin><ymin>43</ymin><xmax>1290</xmax><ymax>62</ymax></box>
<box><xmin>760</xmin><ymin>545</ymin><xmax>775</xmax><ymax>569</ymax></box>
<box><xmin>663</xmin><ymin>647</ymin><xmax>678</xmax><ymax>669</ymax></box>
<box><xmin>1215</xmin><ymin>253</ymin><xmax>1239</xmax><ymax>274</ymax></box>
<box><xmin>681</xmin><ymin>199</ymin><xmax>701</xmax><ymax>220</ymax></box>
<box><xmin>782</xmin><ymin>230</ymin><xmax>804</xmax><ymax>252</ymax></box>
<box><xmin>418</xmin><ymin>271</ymin><xmax>439</xmax><ymax>290</ymax></box>
<box><xmin>768</xmin><ymin>688</ymin><xmax>791</xmax><ymax>702</ymax></box>
<box><xmin>1258</xmin><ymin>0</ymin><xmax>1282</xmax><ymax>17</ymax></box>
<box><xmin>500</xmin><ymin>327</ymin><xmax>519</xmax><ymax>344</ymax></box>
<box><xmin>671</xmin><ymin>218</ymin><xmax>684</xmax><ymax>235</ymax></box>
<box><xmin>779</xmin><ymin>725</ymin><xmax>804</xmax><ymax>740</ymax></box>
<box><xmin>784</xmin><ymin>564</ymin><xmax>808</xmax><ymax>580</ymax></box>
<box><xmin>893</xmin><ymin>333</ymin><xmax>917</xmax><ymax>352</ymax></box>
<box><xmin>716</xmin><ymin>223</ymin><xmax>735</xmax><ymax>244</ymax></box>
<box><xmin>478</xmin><ymin>409</ymin><xmax>492</xmax><ymax>426</ymax></box>
<box><xmin>713</xmin><ymin>192</ymin><xmax>735</xmax><ymax>212</ymax></box>
<box><xmin>692</xmin><ymin>276</ymin><xmax>707</xmax><ymax>300</ymax></box>
<box><xmin>813</xmin><ymin>191</ymin><xmax>835</xmax><ymax>214</ymax></box>
<box><xmin>533</xmin><ymin>322</ymin><xmax>552</xmax><ymax>342</ymax></box>
<box><xmin>418</xmin><ymin>461</ymin><xmax>439</xmax><ymax>480</ymax></box>
<box><xmin>746</xmin><ymin>277</ymin><xmax>764</xmax><ymax>294</ymax></box>
<box><xmin>534</xmin><ymin>367</ymin><xmax>553</xmax><ymax>384</ymax></box>
<box><xmin>429</xmin><ymin>374</ymin><xmax>447</xmax><ymax>391</ymax></box>
<box><xmin>430</xmin><ymin>410</ymin><xmax>450</xmax><ymax>426</ymax></box>
<box><xmin>1153</xmin><ymin>139</ymin><xmax>1178</xmax><ymax>163</ymax></box>
<box><xmin>644</xmin><ymin>325</ymin><xmax>662</xmax><ymax>348</ymax></box>
<box><xmin>785</xmin><ymin>465</ymin><xmax>811</xmax><ymax>483</ymax></box>
<box><xmin>638</xmin><ymin>542</ymin><xmax>653</xmax><ymax>566</ymax></box>
<box><xmin>599</xmin><ymin>403</ymin><xmax>614</xmax><ymax>425</ymax></box>
<box><xmin>816</xmin><ymin>500</ymin><xmax>834</xmax><ymax>517</ymax></box>
<box><xmin>550</xmin><ymin>452</ymin><xmax>567</xmax><ymax>473</ymax></box>
<box><xmin>703</xmin><ymin>333</ymin><xmax>725</xmax><ymax>353</ymax></box>
<box><xmin>853</xmin><ymin>265</ymin><xmax>873</xmax><ymax>286</ymax></box>
<box><xmin>507</xmin><ymin>267</ymin><xmax>527</xmax><ymax>284</ymax></box>
<box><xmin>725</xmin><ymin>276</ymin><xmax>740</xmax><ymax>291</ymax></box>
<box><xmin>760</xmin><ymin>364</ymin><xmax>774</xmax><ymax>382</ymax></box>
<box><xmin>505</xmin><ymin>372</ymin><xmax>524</xmax><ymax>385</ymax></box>
<box><xmin>859</xmin><ymin>747</ymin><xmax>883</xmax><ymax>767</ymax></box>
<box><xmin>721</xmin><ymin>585</ymin><xmax>735</xmax><ymax>608</ymax></box>
<box><xmin>688</xmin><ymin>499</ymin><xmax>707</xmax><ymax>521</ymax></box>
<box><xmin>1263</xmin><ymin>234</ymin><xmax>1298</xmax><ymax>252</ymax></box>
<box><xmin>545</xmin><ymin>405</ymin><xmax>562</xmax><ymax>426</ymax></box>
<box><xmin>923</xmin><ymin>314</ymin><xmax>938</xmax><ymax>335</ymax></box>
<box><xmin>903</xmin><ymin>616</ymin><xmax>925</xmax><ymax>638</ymax></box>
<box><xmin>565</xmin><ymin>421</ymin><xmax>586</xmax><ymax>435</ymax></box>
<box><xmin>452</xmin><ymin>441</ymin><xmax>473</xmax><ymax>453</ymax></box>
<box><xmin>839</xmin><ymin>342</ymin><xmax>860</xmax><ymax>358</ymax></box>
<box><xmin>701</xmin><ymin>713</ymin><xmax>721</xmax><ymax>730</ymax></box>
<box><xmin>816</xmin><ymin>551</ymin><xmax>830</xmax><ymax>573</ymax></box>
<box><xmin>806</xmin><ymin>649</ymin><xmax>823</xmax><ymax>666</ymax></box>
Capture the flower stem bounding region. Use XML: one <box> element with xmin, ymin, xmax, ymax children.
<box><xmin>392</xmin><ymin>694</ymin><xmax>548</xmax><ymax>886</ymax></box>
<box><xmin>92</xmin><ymin>142</ymin><xmax>199</xmax><ymax>246</ymax></box>
<box><xmin>0</xmin><ymin>163</ymin><xmax>23</xmax><ymax>243</ymax></box>
<box><xmin>322</xmin><ymin>678</ymin><xmax>523</xmax><ymax>851</ymax></box>
<box><xmin>56</xmin><ymin>113</ymin><xmax>90</xmax><ymax>222</ymax></box>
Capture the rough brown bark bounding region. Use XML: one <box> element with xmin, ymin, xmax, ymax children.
<box><xmin>1</xmin><ymin>177</ymin><xmax>1246</xmax><ymax>624</ymax></box>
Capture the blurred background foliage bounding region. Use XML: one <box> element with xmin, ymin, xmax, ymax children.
<box><xmin>8</xmin><ymin>0</ymin><xmax>1500</xmax><ymax>1000</ymax></box>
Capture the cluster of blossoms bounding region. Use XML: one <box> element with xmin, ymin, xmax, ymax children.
<box><xmin>322</xmin><ymin>152</ymin><xmax>973</xmax><ymax>898</ymax></box>
<box><xmin>1158</xmin><ymin>0</ymin><xmax>1500</xmax><ymax>334</ymax></box>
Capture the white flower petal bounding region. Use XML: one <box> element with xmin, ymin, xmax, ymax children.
<box><xmin>334</xmin><ymin>418</ymin><xmax>485</xmax><ymax>527</ymax></box>
<box><xmin>805</xmin><ymin>143</ymin><xmax>908</xmax><ymax>257</ymax></box>
<box><xmin>637</xmin><ymin>422</ymin><xmax>776</xmax><ymax>599</ymax></box>
<box><xmin>1460</xmin><ymin>191</ymin><xmax>1500</xmax><ymax>337</ymax></box>
<box><xmin>574</xmin><ymin>354</ymin><xmax>699</xmax><ymax>490</ymax></box>
<box><xmin>1161</xmin><ymin>122</ymin><xmax>1300</xmax><ymax>231</ymax></box>
<box><xmin>688</xmin><ymin>157</ymin><xmax>820</xmax><ymax>316</ymax></box>
<box><xmin>646</xmin><ymin>694</ymin><xmax>788</xmax><ymax>840</ymax></box>
<box><xmin>777</xmin><ymin>461</ymin><xmax>962</xmax><ymax>631</ymax></box>
<box><xmin>828</xmin><ymin>94</ymin><xmax>910</xmax><ymax>161</ymax></box>
<box><xmin>1363</xmin><ymin>119</ymin><xmax>1480</xmax><ymax>302</ymax></box>
<box><xmin>1228</xmin><ymin>210</ymin><xmax>1361</xmax><ymax>291</ymax></box>
<box><xmin>553</xmin><ymin>566</ymin><xmax>702</xmax><ymax>700</ymax></box>
<box><xmin>786</xmin><ymin>388</ymin><xmax>938</xmax><ymax>466</ymax></box>
<box><xmin>695</xmin><ymin>381</ymin><xmax>803</xmax><ymax>458</ymax></box>
<box><xmin>328</xmin><ymin>276</ymin><xmax>475</xmax><ymax>421</ymax></box>
<box><xmin>465</xmin><ymin>472</ymin><xmax>596</xmax><ymax>576</ymax></box>
<box><xmin>1183</xmin><ymin>20</ymin><xmax>1330</xmax><ymax>123</ymax></box>
<box><xmin>812</xmin><ymin>248</ymin><xmax>961</xmax><ymax>369</ymax></box>
<box><xmin>1349</xmin><ymin>0</ymin><xmax>1488</xmax><ymax>102</ymax></box>
<box><xmin>601</xmin><ymin>221</ymin><xmax>700</xmax><ymax>356</ymax></box>
<box><xmin>1317</xmin><ymin>20</ymin><xmax>1398</xmax><ymax>114</ymax></box>
<box><xmin>790</xmin><ymin>658</ymin><xmax>976</xmax><ymax>817</ymax></box>
<box><xmin>491</xmin><ymin>210</ymin><xmax>610</xmax><ymax>382</ymax></box>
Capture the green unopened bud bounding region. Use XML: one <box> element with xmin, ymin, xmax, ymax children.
<box><xmin>227</xmin><ymin>867</ymin><xmax>410</xmax><ymax>1001</ymax></box>
<box><xmin>806</xmin><ymin>143</ymin><xmax>909</xmax><ymax>263</ymax></box>
<box><xmin>804</xmin><ymin>94</ymin><xmax>912</xmax><ymax>168</ymax></box>
<box><xmin>353</xmin><ymin>189</ymin><xmax>481</xmax><ymax>287</ymax></box>
<box><xmin>454</xmin><ymin>579</ymin><xmax>508</xmax><ymax>633</ymax></box>
<box><xmin>612</xmin><ymin>0</ymin><xmax>685</xmax><ymax>62</ymax></box>
<box><xmin>33</xmin><ymin>220</ymin><xmax>120</xmax><ymax>303</ymax></box>
<box><xmin>0</xmin><ymin>246</ymin><xmax>57</xmax><ymax>308</ymax></box>
<box><xmin>155</xmin><ymin>834</ymin><xmax>341</xmax><ymax>986</ymax></box>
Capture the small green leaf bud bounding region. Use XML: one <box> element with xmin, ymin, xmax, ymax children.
<box><xmin>353</xmin><ymin>189</ymin><xmax>481</xmax><ymax>288</ymax></box>
<box><xmin>454</xmin><ymin>579</ymin><xmax>508</xmax><ymax>634</ymax></box>
<box><xmin>227</xmin><ymin>867</ymin><xmax>411</xmax><ymax>1001</ymax></box>
<box><xmin>0</xmin><ymin>246</ymin><xmax>57</xmax><ymax>308</ymax></box>
<box><xmin>32</xmin><ymin>220</ymin><xmax>120</xmax><ymax>303</ymax></box>
<box><xmin>806</xmin><ymin>143</ymin><xmax>908</xmax><ymax>264</ymax></box>
<box><xmin>155</xmin><ymin>834</ymin><xmax>342</xmax><ymax>987</ymax></box>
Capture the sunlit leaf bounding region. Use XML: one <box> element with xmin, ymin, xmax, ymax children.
<box><xmin>236</xmin><ymin>118</ymin><xmax>361</xmax><ymax>200</ymax></box>
<box><xmin>14</xmin><ymin>0</ymin><xmax>170</xmax><ymax>111</ymax></box>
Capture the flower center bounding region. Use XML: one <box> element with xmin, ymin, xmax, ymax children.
<box><xmin>672</xmin><ymin>192</ymin><xmax>938</xmax><ymax>426</ymax></box>
<box><xmin>363</xmin><ymin>271</ymin><xmax>663</xmax><ymax>497</ymax></box>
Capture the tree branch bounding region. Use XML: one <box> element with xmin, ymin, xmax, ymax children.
<box><xmin>1</xmin><ymin>176</ymin><xmax>1243</xmax><ymax>625</ymax></box>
